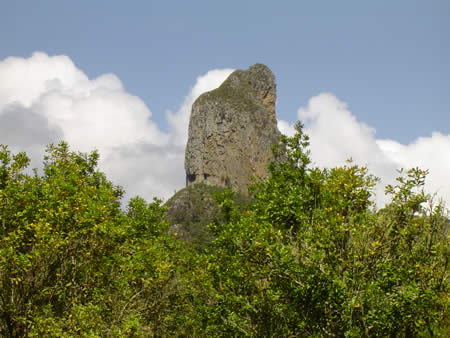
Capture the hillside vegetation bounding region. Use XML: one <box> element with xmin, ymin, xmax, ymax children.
<box><xmin>0</xmin><ymin>123</ymin><xmax>448</xmax><ymax>336</ymax></box>
<box><xmin>165</xmin><ymin>183</ymin><xmax>251</xmax><ymax>251</ymax></box>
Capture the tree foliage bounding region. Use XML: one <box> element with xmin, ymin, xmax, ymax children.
<box><xmin>0</xmin><ymin>126</ymin><xmax>448</xmax><ymax>336</ymax></box>
<box><xmin>0</xmin><ymin>143</ymin><xmax>207</xmax><ymax>336</ymax></box>
<box><xmin>206</xmin><ymin>123</ymin><xmax>448</xmax><ymax>336</ymax></box>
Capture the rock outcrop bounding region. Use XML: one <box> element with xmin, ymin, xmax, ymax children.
<box><xmin>184</xmin><ymin>64</ymin><xmax>281</xmax><ymax>194</ymax></box>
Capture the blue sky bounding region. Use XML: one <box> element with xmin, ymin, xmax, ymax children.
<box><xmin>1</xmin><ymin>1</ymin><xmax>449</xmax><ymax>204</ymax></box>
<box><xmin>2</xmin><ymin>1</ymin><xmax>448</xmax><ymax>142</ymax></box>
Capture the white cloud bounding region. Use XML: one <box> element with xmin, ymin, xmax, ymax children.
<box><xmin>280</xmin><ymin>93</ymin><xmax>450</xmax><ymax>207</ymax></box>
<box><xmin>277</xmin><ymin>119</ymin><xmax>296</xmax><ymax>137</ymax></box>
<box><xmin>0</xmin><ymin>52</ymin><xmax>232</xmax><ymax>201</ymax></box>
<box><xmin>377</xmin><ymin>134</ymin><xmax>450</xmax><ymax>203</ymax></box>
<box><xmin>2</xmin><ymin>52</ymin><xmax>448</xmax><ymax>208</ymax></box>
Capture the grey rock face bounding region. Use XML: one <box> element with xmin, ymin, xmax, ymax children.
<box><xmin>184</xmin><ymin>64</ymin><xmax>282</xmax><ymax>194</ymax></box>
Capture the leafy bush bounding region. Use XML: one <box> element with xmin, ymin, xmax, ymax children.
<box><xmin>0</xmin><ymin>143</ymin><xmax>207</xmax><ymax>336</ymax></box>
<box><xmin>205</xmin><ymin>123</ymin><xmax>448</xmax><ymax>336</ymax></box>
<box><xmin>0</xmin><ymin>126</ymin><xmax>447</xmax><ymax>336</ymax></box>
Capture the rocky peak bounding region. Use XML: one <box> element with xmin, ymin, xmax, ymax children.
<box><xmin>224</xmin><ymin>64</ymin><xmax>277</xmax><ymax>119</ymax></box>
<box><xmin>184</xmin><ymin>64</ymin><xmax>281</xmax><ymax>194</ymax></box>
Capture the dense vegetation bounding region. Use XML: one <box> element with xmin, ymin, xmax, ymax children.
<box><xmin>165</xmin><ymin>183</ymin><xmax>252</xmax><ymax>251</ymax></box>
<box><xmin>1</xmin><ymin>123</ymin><xmax>448</xmax><ymax>336</ymax></box>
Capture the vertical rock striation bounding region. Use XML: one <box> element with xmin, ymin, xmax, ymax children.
<box><xmin>184</xmin><ymin>64</ymin><xmax>282</xmax><ymax>194</ymax></box>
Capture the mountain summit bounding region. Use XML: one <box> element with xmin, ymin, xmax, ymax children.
<box><xmin>184</xmin><ymin>64</ymin><xmax>282</xmax><ymax>194</ymax></box>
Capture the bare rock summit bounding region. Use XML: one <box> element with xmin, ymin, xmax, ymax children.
<box><xmin>184</xmin><ymin>64</ymin><xmax>282</xmax><ymax>194</ymax></box>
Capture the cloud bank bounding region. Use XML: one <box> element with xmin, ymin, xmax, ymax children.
<box><xmin>0</xmin><ymin>52</ymin><xmax>233</xmax><ymax>200</ymax></box>
<box><xmin>1</xmin><ymin>52</ymin><xmax>448</xmax><ymax>207</ymax></box>
<box><xmin>279</xmin><ymin>93</ymin><xmax>450</xmax><ymax>206</ymax></box>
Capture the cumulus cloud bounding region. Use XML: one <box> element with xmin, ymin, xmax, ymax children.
<box><xmin>0</xmin><ymin>52</ymin><xmax>232</xmax><ymax>201</ymax></box>
<box><xmin>281</xmin><ymin>93</ymin><xmax>450</xmax><ymax>207</ymax></box>
<box><xmin>1</xmin><ymin>52</ymin><xmax>448</xmax><ymax>208</ymax></box>
<box><xmin>0</xmin><ymin>103</ymin><xmax>63</xmax><ymax>147</ymax></box>
<box><xmin>377</xmin><ymin>134</ymin><xmax>450</xmax><ymax>203</ymax></box>
<box><xmin>277</xmin><ymin>119</ymin><xmax>296</xmax><ymax>137</ymax></box>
